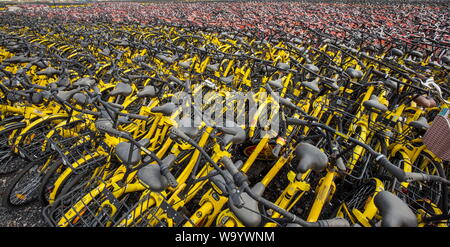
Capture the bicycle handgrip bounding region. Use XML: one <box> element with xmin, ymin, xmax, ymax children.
<box><xmin>220</xmin><ymin>156</ymin><xmax>239</xmax><ymax>176</ymax></box>
<box><xmin>95</xmin><ymin>121</ymin><xmax>127</xmax><ymax>138</ymax></box>
<box><xmin>230</xmin><ymin>191</ymin><xmax>244</xmax><ymax>208</ymax></box>
<box><xmin>272</xmin><ymin>144</ymin><xmax>282</xmax><ymax>157</ymax></box>
<box><xmin>168</xmin><ymin>75</ymin><xmax>183</xmax><ymax>86</ymax></box>
<box><xmin>376</xmin><ymin>155</ymin><xmax>406</xmax><ymax>182</ymax></box>
<box><xmin>105</xmin><ymin>102</ymin><xmax>124</xmax><ymax>110</ymax></box>
<box><xmin>405</xmin><ymin>172</ymin><xmax>450</xmax><ymax>185</ymax></box>
<box><xmin>216</xmin><ymin>126</ymin><xmax>238</xmax><ymax>135</ymax></box>
<box><xmin>82</xmin><ymin>109</ymin><xmax>100</xmax><ymax>117</ymax></box>
<box><xmin>286</xmin><ymin>117</ymin><xmax>307</xmax><ymax>126</ymax></box>
<box><xmin>126</xmin><ymin>113</ymin><xmax>148</xmax><ymax>120</ymax></box>
<box><xmin>317</xmin><ymin>218</ymin><xmax>351</xmax><ymax>227</ymax></box>
<box><xmin>170</xmin><ymin>127</ymin><xmax>191</xmax><ymax>143</ymax></box>
<box><xmin>164</xmin><ymin>172</ymin><xmax>178</xmax><ymax>188</ymax></box>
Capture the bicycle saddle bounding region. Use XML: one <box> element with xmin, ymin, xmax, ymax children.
<box><xmin>229</xmin><ymin>182</ymin><xmax>265</xmax><ymax>227</ymax></box>
<box><xmin>442</xmin><ymin>56</ymin><xmax>450</xmax><ymax>65</ymax></box>
<box><xmin>364</xmin><ymin>45</ymin><xmax>377</xmax><ymax>52</ymax></box>
<box><xmin>151</xmin><ymin>102</ymin><xmax>177</xmax><ymax>116</ymax></box>
<box><xmin>115</xmin><ymin>138</ymin><xmax>149</xmax><ymax>166</ymax></box>
<box><xmin>220</xmin><ymin>75</ymin><xmax>234</xmax><ymax>85</ymax></box>
<box><xmin>374</xmin><ymin>191</ymin><xmax>418</xmax><ymax>227</ymax></box>
<box><xmin>302</xmin><ymin>78</ymin><xmax>321</xmax><ymax>93</ymax></box>
<box><xmin>177</xmin><ymin>117</ymin><xmax>199</xmax><ymax>138</ymax></box>
<box><xmin>321</xmin><ymin>77</ymin><xmax>339</xmax><ymax>91</ymax></box>
<box><xmin>36</xmin><ymin>67</ymin><xmax>61</xmax><ymax>76</ymax></box>
<box><xmin>156</xmin><ymin>54</ymin><xmax>178</xmax><ymax>64</ymax></box>
<box><xmin>110</xmin><ymin>82</ymin><xmax>132</xmax><ymax>97</ymax></box>
<box><xmin>389</xmin><ymin>48</ymin><xmax>403</xmax><ymax>57</ymax></box>
<box><xmin>275</xmin><ymin>62</ymin><xmax>289</xmax><ymax>71</ymax></box>
<box><xmin>295</xmin><ymin>143</ymin><xmax>328</xmax><ymax>173</ymax></box>
<box><xmin>413</xmin><ymin>95</ymin><xmax>436</xmax><ymax>108</ymax></box>
<box><xmin>56</xmin><ymin>76</ymin><xmax>70</xmax><ymax>88</ymax></box>
<box><xmin>137</xmin><ymin>155</ymin><xmax>176</xmax><ymax>192</ymax></box>
<box><xmin>176</xmin><ymin>45</ymin><xmax>185</xmax><ymax>52</ymax></box>
<box><xmin>382</xmin><ymin>79</ymin><xmax>398</xmax><ymax>90</ymax></box>
<box><xmin>346</xmin><ymin>68</ymin><xmax>363</xmax><ymax>79</ymax></box>
<box><xmin>410</xmin><ymin>50</ymin><xmax>423</xmax><ymax>59</ymax></box>
<box><xmin>99</xmin><ymin>47</ymin><xmax>110</xmax><ymax>56</ymax></box>
<box><xmin>178</xmin><ymin>60</ymin><xmax>192</xmax><ymax>69</ymax></box>
<box><xmin>74</xmin><ymin>77</ymin><xmax>95</xmax><ymax>88</ymax></box>
<box><xmin>111</xmin><ymin>38</ymin><xmax>129</xmax><ymax>46</ymax></box>
<box><xmin>56</xmin><ymin>88</ymin><xmax>81</xmax><ymax>102</ymax></box>
<box><xmin>73</xmin><ymin>92</ymin><xmax>89</xmax><ymax>105</ymax></box>
<box><xmin>219</xmin><ymin>121</ymin><xmax>246</xmax><ymax>145</ymax></box>
<box><xmin>268</xmin><ymin>78</ymin><xmax>283</xmax><ymax>90</ymax></box>
<box><xmin>136</xmin><ymin>85</ymin><xmax>157</xmax><ymax>98</ymax></box>
<box><xmin>31</xmin><ymin>92</ymin><xmax>44</xmax><ymax>105</ymax></box>
<box><xmin>363</xmin><ymin>95</ymin><xmax>388</xmax><ymax>113</ymax></box>
<box><xmin>4</xmin><ymin>55</ymin><xmax>34</xmax><ymax>63</ymax></box>
<box><xmin>206</xmin><ymin>63</ymin><xmax>219</xmax><ymax>72</ymax></box>
<box><xmin>304</xmin><ymin>64</ymin><xmax>319</xmax><ymax>74</ymax></box>
<box><xmin>409</xmin><ymin>116</ymin><xmax>430</xmax><ymax>130</ymax></box>
<box><xmin>209</xmin><ymin>160</ymin><xmax>243</xmax><ymax>195</ymax></box>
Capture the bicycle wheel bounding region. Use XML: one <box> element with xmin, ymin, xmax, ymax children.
<box><xmin>3</xmin><ymin>117</ymin><xmax>65</xmax><ymax>174</ymax></box>
<box><xmin>38</xmin><ymin>159</ymin><xmax>65</xmax><ymax>206</ymax></box>
<box><xmin>0</xmin><ymin>121</ymin><xmax>26</xmax><ymax>174</ymax></box>
<box><xmin>39</xmin><ymin>154</ymin><xmax>108</xmax><ymax>205</ymax></box>
<box><xmin>397</xmin><ymin>151</ymin><xmax>448</xmax><ymax>217</ymax></box>
<box><xmin>2</xmin><ymin>158</ymin><xmax>50</xmax><ymax>208</ymax></box>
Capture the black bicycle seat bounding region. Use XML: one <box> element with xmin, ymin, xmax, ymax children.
<box><xmin>302</xmin><ymin>78</ymin><xmax>321</xmax><ymax>93</ymax></box>
<box><xmin>178</xmin><ymin>60</ymin><xmax>192</xmax><ymax>69</ymax></box>
<box><xmin>382</xmin><ymin>79</ymin><xmax>398</xmax><ymax>90</ymax></box>
<box><xmin>206</xmin><ymin>63</ymin><xmax>219</xmax><ymax>72</ymax></box>
<box><xmin>220</xmin><ymin>75</ymin><xmax>234</xmax><ymax>85</ymax></box>
<box><xmin>219</xmin><ymin>121</ymin><xmax>246</xmax><ymax>145</ymax></box>
<box><xmin>110</xmin><ymin>82</ymin><xmax>132</xmax><ymax>97</ymax></box>
<box><xmin>321</xmin><ymin>77</ymin><xmax>339</xmax><ymax>91</ymax></box>
<box><xmin>409</xmin><ymin>116</ymin><xmax>429</xmax><ymax>130</ymax></box>
<box><xmin>391</xmin><ymin>48</ymin><xmax>404</xmax><ymax>57</ymax></box>
<box><xmin>410</xmin><ymin>50</ymin><xmax>423</xmax><ymax>59</ymax></box>
<box><xmin>374</xmin><ymin>191</ymin><xmax>418</xmax><ymax>227</ymax></box>
<box><xmin>138</xmin><ymin>165</ymin><xmax>168</xmax><ymax>192</ymax></box>
<box><xmin>363</xmin><ymin>95</ymin><xmax>388</xmax><ymax>113</ymax></box>
<box><xmin>304</xmin><ymin>64</ymin><xmax>319</xmax><ymax>73</ymax></box>
<box><xmin>268</xmin><ymin>78</ymin><xmax>283</xmax><ymax>90</ymax></box>
<box><xmin>137</xmin><ymin>155</ymin><xmax>176</xmax><ymax>192</ymax></box>
<box><xmin>74</xmin><ymin>77</ymin><xmax>96</xmax><ymax>88</ymax></box>
<box><xmin>73</xmin><ymin>92</ymin><xmax>89</xmax><ymax>106</ymax></box>
<box><xmin>56</xmin><ymin>76</ymin><xmax>70</xmax><ymax>87</ymax></box>
<box><xmin>229</xmin><ymin>182</ymin><xmax>265</xmax><ymax>227</ymax></box>
<box><xmin>136</xmin><ymin>85</ymin><xmax>157</xmax><ymax>98</ymax></box>
<box><xmin>115</xmin><ymin>138</ymin><xmax>149</xmax><ymax>166</ymax></box>
<box><xmin>151</xmin><ymin>102</ymin><xmax>177</xmax><ymax>116</ymax></box>
<box><xmin>295</xmin><ymin>142</ymin><xmax>329</xmax><ymax>173</ymax></box>
<box><xmin>346</xmin><ymin>68</ymin><xmax>363</xmax><ymax>79</ymax></box>
<box><xmin>177</xmin><ymin>117</ymin><xmax>199</xmax><ymax>138</ymax></box>
<box><xmin>56</xmin><ymin>88</ymin><xmax>81</xmax><ymax>102</ymax></box>
<box><xmin>277</xmin><ymin>62</ymin><xmax>290</xmax><ymax>71</ymax></box>
<box><xmin>36</xmin><ymin>67</ymin><xmax>61</xmax><ymax>76</ymax></box>
<box><xmin>156</xmin><ymin>54</ymin><xmax>178</xmax><ymax>64</ymax></box>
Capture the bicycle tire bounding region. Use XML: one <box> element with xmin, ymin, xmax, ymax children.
<box><xmin>2</xmin><ymin>161</ymin><xmax>45</xmax><ymax>208</ymax></box>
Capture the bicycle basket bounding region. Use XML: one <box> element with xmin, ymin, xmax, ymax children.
<box><xmin>42</xmin><ymin>176</ymin><xmax>189</xmax><ymax>227</ymax></box>
<box><xmin>423</xmin><ymin>109</ymin><xmax>450</xmax><ymax>161</ymax></box>
<box><xmin>46</xmin><ymin>128</ymin><xmax>105</xmax><ymax>174</ymax></box>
